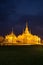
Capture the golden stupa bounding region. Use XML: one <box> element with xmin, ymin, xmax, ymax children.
<box><xmin>17</xmin><ymin>22</ymin><xmax>41</xmax><ymax>45</ymax></box>
<box><xmin>4</xmin><ymin>22</ymin><xmax>41</xmax><ymax>45</ymax></box>
<box><xmin>4</xmin><ymin>28</ymin><xmax>17</xmax><ymax>45</ymax></box>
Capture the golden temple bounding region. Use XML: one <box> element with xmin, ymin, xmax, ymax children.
<box><xmin>3</xmin><ymin>22</ymin><xmax>41</xmax><ymax>45</ymax></box>
<box><xmin>17</xmin><ymin>22</ymin><xmax>41</xmax><ymax>45</ymax></box>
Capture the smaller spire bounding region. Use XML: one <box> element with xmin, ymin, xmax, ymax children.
<box><xmin>25</xmin><ymin>21</ymin><xmax>29</xmax><ymax>31</ymax></box>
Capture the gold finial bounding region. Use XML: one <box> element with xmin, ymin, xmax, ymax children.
<box><xmin>25</xmin><ymin>21</ymin><xmax>29</xmax><ymax>31</ymax></box>
<box><xmin>24</xmin><ymin>21</ymin><xmax>29</xmax><ymax>34</ymax></box>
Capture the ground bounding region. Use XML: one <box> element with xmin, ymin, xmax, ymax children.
<box><xmin>0</xmin><ymin>45</ymin><xmax>43</xmax><ymax>65</ymax></box>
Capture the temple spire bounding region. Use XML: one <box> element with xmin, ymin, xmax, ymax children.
<box><xmin>24</xmin><ymin>21</ymin><xmax>29</xmax><ymax>34</ymax></box>
<box><xmin>26</xmin><ymin>21</ymin><xmax>28</xmax><ymax>27</ymax></box>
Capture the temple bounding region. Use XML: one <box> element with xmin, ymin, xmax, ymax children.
<box><xmin>3</xmin><ymin>22</ymin><xmax>41</xmax><ymax>45</ymax></box>
<box><xmin>17</xmin><ymin>22</ymin><xmax>41</xmax><ymax>45</ymax></box>
<box><xmin>4</xmin><ymin>28</ymin><xmax>17</xmax><ymax>45</ymax></box>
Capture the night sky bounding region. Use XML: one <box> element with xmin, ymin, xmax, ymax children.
<box><xmin>0</xmin><ymin>0</ymin><xmax>43</xmax><ymax>39</ymax></box>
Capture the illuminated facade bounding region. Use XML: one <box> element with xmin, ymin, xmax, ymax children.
<box><xmin>17</xmin><ymin>22</ymin><xmax>41</xmax><ymax>45</ymax></box>
<box><xmin>4</xmin><ymin>22</ymin><xmax>41</xmax><ymax>45</ymax></box>
<box><xmin>4</xmin><ymin>28</ymin><xmax>17</xmax><ymax>45</ymax></box>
